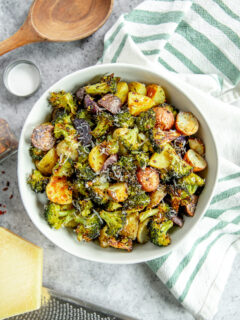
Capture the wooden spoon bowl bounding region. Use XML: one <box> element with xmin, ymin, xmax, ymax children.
<box><xmin>0</xmin><ymin>0</ymin><xmax>113</xmax><ymax>56</ymax></box>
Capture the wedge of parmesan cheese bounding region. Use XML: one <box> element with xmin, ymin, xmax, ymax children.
<box><xmin>0</xmin><ymin>227</ymin><xmax>43</xmax><ymax>320</ymax></box>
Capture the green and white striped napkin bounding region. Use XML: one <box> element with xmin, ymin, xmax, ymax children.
<box><xmin>101</xmin><ymin>1</ymin><xmax>240</xmax><ymax>319</ymax></box>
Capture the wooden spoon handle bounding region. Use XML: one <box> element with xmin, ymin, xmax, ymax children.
<box><xmin>0</xmin><ymin>18</ymin><xmax>43</xmax><ymax>56</ymax></box>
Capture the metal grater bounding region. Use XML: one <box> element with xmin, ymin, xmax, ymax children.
<box><xmin>10</xmin><ymin>287</ymin><xmax>136</xmax><ymax>320</ymax></box>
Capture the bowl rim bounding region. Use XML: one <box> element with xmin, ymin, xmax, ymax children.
<box><xmin>18</xmin><ymin>63</ymin><xmax>219</xmax><ymax>264</ymax></box>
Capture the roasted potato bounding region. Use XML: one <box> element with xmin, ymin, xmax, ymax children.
<box><xmin>31</xmin><ymin>123</ymin><xmax>55</xmax><ymax>151</ymax></box>
<box><xmin>149</xmin><ymin>144</ymin><xmax>172</xmax><ymax>169</ymax></box>
<box><xmin>176</xmin><ymin>112</ymin><xmax>199</xmax><ymax>135</ymax></box>
<box><xmin>88</xmin><ymin>144</ymin><xmax>108</xmax><ymax>172</ymax></box>
<box><xmin>98</xmin><ymin>94</ymin><xmax>122</xmax><ymax>114</ymax></box>
<box><xmin>107</xmin><ymin>182</ymin><xmax>128</xmax><ymax>202</ymax></box>
<box><xmin>115</xmin><ymin>81</ymin><xmax>129</xmax><ymax>104</ymax></box>
<box><xmin>153</xmin><ymin>127</ymin><xmax>181</xmax><ymax>146</ymax></box>
<box><xmin>128</xmin><ymin>92</ymin><xmax>155</xmax><ymax>116</ymax></box>
<box><xmin>188</xmin><ymin>137</ymin><xmax>205</xmax><ymax>156</ymax></box>
<box><xmin>146</xmin><ymin>84</ymin><xmax>166</xmax><ymax>105</ymax></box>
<box><xmin>137</xmin><ymin>167</ymin><xmax>159</xmax><ymax>192</ymax></box>
<box><xmin>148</xmin><ymin>185</ymin><xmax>167</xmax><ymax>208</ymax></box>
<box><xmin>56</xmin><ymin>139</ymin><xmax>79</xmax><ymax>161</ymax></box>
<box><xmin>101</xmin><ymin>154</ymin><xmax>118</xmax><ymax>172</ymax></box>
<box><xmin>46</xmin><ymin>176</ymin><xmax>72</xmax><ymax>205</ymax></box>
<box><xmin>154</xmin><ymin>107</ymin><xmax>175</xmax><ymax>130</ymax></box>
<box><xmin>120</xmin><ymin>212</ymin><xmax>139</xmax><ymax>240</ymax></box>
<box><xmin>128</xmin><ymin>81</ymin><xmax>147</xmax><ymax>95</ymax></box>
<box><xmin>184</xmin><ymin>149</ymin><xmax>207</xmax><ymax>172</ymax></box>
<box><xmin>137</xmin><ymin>218</ymin><xmax>150</xmax><ymax>244</ymax></box>
<box><xmin>36</xmin><ymin>148</ymin><xmax>58</xmax><ymax>176</ymax></box>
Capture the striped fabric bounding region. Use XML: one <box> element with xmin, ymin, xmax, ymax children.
<box><xmin>101</xmin><ymin>1</ymin><xmax>240</xmax><ymax>319</ymax></box>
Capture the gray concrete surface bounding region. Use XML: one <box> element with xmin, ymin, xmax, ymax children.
<box><xmin>0</xmin><ymin>1</ymin><xmax>239</xmax><ymax>319</ymax></box>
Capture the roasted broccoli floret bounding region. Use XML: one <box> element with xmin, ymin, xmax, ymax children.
<box><xmin>72</xmin><ymin>179</ymin><xmax>88</xmax><ymax>197</ymax></box>
<box><xmin>150</xmin><ymin>219</ymin><xmax>173</xmax><ymax>247</ymax></box>
<box><xmin>135</xmin><ymin>109</ymin><xmax>156</xmax><ymax>132</ymax></box>
<box><xmin>158</xmin><ymin>202</ymin><xmax>171</xmax><ymax>215</ymax></box>
<box><xmin>105</xmin><ymin>138</ymin><xmax>119</xmax><ymax>155</ymax></box>
<box><xmin>86</xmin><ymin>175</ymin><xmax>110</xmax><ymax>205</ymax></box>
<box><xmin>110</xmin><ymin>155</ymin><xmax>137</xmax><ymax>183</ymax></box>
<box><xmin>76</xmin><ymin>109</ymin><xmax>94</xmax><ymax>128</ymax></box>
<box><xmin>91</xmin><ymin>112</ymin><xmax>113</xmax><ymax>138</ymax></box>
<box><xmin>76</xmin><ymin>212</ymin><xmax>102</xmax><ymax>241</ymax></box>
<box><xmin>169</xmin><ymin>155</ymin><xmax>193</xmax><ymax>179</ymax></box>
<box><xmin>159</xmin><ymin>147</ymin><xmax>193</xmax><ymax>182</ymax></box>
<box><xmin>49</xmin><ymin>91</ymin><xmax>77</xmax><ymax>114</ymax></box>
<box><xmin>29</xmin><ymin>146</ymin><xmax>46</xmax><ymax>161</ymax></box>
<box><xmin>27</xmin><ymin>169</ymin><xmax>49</xmax><ymax>193</ymax></box>
<box><xmin>53</xmin><ymin>157</ymin><xmax>74</xmax><ymax>177</ymax></box>
<box><xmin>178</xmin><ymin>172</ymin><xmax>205</xmax><ymax>195</ymax></box>
<box><xmin>78</xmin><ymin>144</ymin><xmax>91</xmax><ymax>163</ymax></box>
<box><xmin>75</xmin><ymin>162</ymin><xmax>96</xmax><ymax>181</ymax></box>
<box><xmin>119</xmin><ymin>127</ymin><xmax>141</xmax><ymax>151</ymax></box>
<box><xmin>85</xmin><ymin>74</ymin><xmax>119</xmax><ymax>95</ymax></box>
<box><xmin>134</xmin><ymin>152</ymin><xmax>149</xmax><ymax>169</ymax></box>
<box><xmin>146</xmin><ymin>129</ymin><xmax>162</xmax><ymax>153</ymax></box>
<box><xmin>114</xmin><ymin>111</ymin><xmax>135</xmax><ymax>128</ymax></box>
<box><xmin>78</xmin><ymin>199</ymin><xmax>93</xmax><ymax>217</ymax></box>
<box><xmin>123</xmin><ymin>187</ymin><xmax>150</xmax><ymax>210</ymax></box>
<box><xmin>53</xmin><ymin>113</ymin><xmax>76</xmax><ymax>139</ymax></box>
<box><xmin>100</xmin><ymin>210</ymin><xmax>126</xmax><ymax>236</ymax></box>
<box><xmin>44</xmin><ymin>202</ymin><xmax>76</xmax><ymax>229</ymax></box>
<box><xmin>107</xmin><ymin>201</ymin><xmax>122</xmax><ymax>211</ymax></box>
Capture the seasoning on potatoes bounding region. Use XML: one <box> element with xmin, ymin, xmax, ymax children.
<box><xmin>128</xmin><ymin>81</ymin><xmax>147</xmax><ymax>95</ymax></box>
<box><xmin>107</xmin><ymin>182</ymin><xmax>128</xmax><ymax>202</ymax></box>
<box><xmin>46</xmin><ymin>176</ymin><xmax>72</xmax><ymax>205</ymax></box>
<box><xmin>148</xmin><ymin>186</ymin><xmax>167</xmax><ymax>208</ymax></box>
<box><xmin>128</xmin><ymin>92</ymin><xmax>155</xmax><ymax>116</ymax></box>
<box><xmin>184</xmin><ymin>149</ymin><xmax>207</xmax><ymax>172</ymax></box>
<box><xmin>154</xmin><ymin>107</ymin><xmax>175</xmax><ymax>130</ymax></box>
<box><xmin>175</xmin><ymin>111</ymin><xmax>199</xmax><ymax>135</ymax></box>
<box><xmin>146</xmin><ymin>84</ymin><xmax>166</xmax><ymax>105</ymax></box>
<box><xmin>153</xmin><ymin>127</ymin><xmax>180</xmax><ymax>146</ymax></box>
<box><xmin>188</xmin><ymin>137</ymin><xmax>205</xmax><ymax>156</ymax></box>
<box><xmin>88</xmin><ymin>144</ymin><xmax>108</xmax><ymax>172</ymax></box>
<box><xmin>36</xmin><ymin>148</ymin><xmax>58</xmax><ymax>175</ymax></box>
<box><xmin>31</xmin><ymin>123</ymin><xmax>55</xmax><ymax>151</ymax></box>
<box><xmin>98</xmin><ymin>94</ymin><xmax>122</xmax><ymax>114</ymax></box>
<box><xmin>137</xmin><ymin>167</ymin><xmax>160</xmax><ymax>192</ymax></box>
<box><xmin>115</xmin><ymin>81</ymin><xmax>129</xmax><ymax>104</ymax></box>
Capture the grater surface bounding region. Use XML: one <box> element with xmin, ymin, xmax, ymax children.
<box><xmin>10</xmin><ymin>288</ymin><xmax>135</xmax><ymax>320</ymax></box>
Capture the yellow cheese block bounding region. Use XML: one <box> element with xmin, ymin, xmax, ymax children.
<box><xmin>0</xmin><ymin>227</ymin><xmax>43</xmax><ymax>320</ymax></box>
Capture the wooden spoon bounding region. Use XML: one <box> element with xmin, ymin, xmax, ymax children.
<box><xmin>0</xmin><ymin>0</ymin><xmax>114</xmax><ymax>56</ymax></box>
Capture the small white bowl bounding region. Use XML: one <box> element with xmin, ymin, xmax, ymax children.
<box><xmin>18</xmin><ymin>63</ymin><xmax>218</xmax><ymax>264</ymax></box>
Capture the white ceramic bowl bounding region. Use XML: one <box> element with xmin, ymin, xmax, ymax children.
<box><xmin>18</xmin><ymin>63</ymin><xmax>218</xmax><ymax>264</ymax></box>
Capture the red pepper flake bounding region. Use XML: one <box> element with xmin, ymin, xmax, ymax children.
<box><xmin>1</xmin><ymin>171</ymin><xmax>5</xmax><ymax>174</ymax></box>
<box><xmin>3</xmin><ymin>205</ymin><xmax>6</xmax><ymax>208</ymax></box>
<box><xmin>2</xmin><ymin>187</ymin><xmax>8</xmax><ymax>191</ymax></box>
<box><xmin>0</xmin><ymin>210</ymin><xmax>6</xmax><ymax>215</ymax></box>
<box><xmin>9</xmin><ymin>194</ymin><xmax>13</xmax><ymax>199</ymax></box>
<box><xmin>6</xmin><ymin>181</ymin><xmax>10</xmax><ymax>187</ymax></box>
